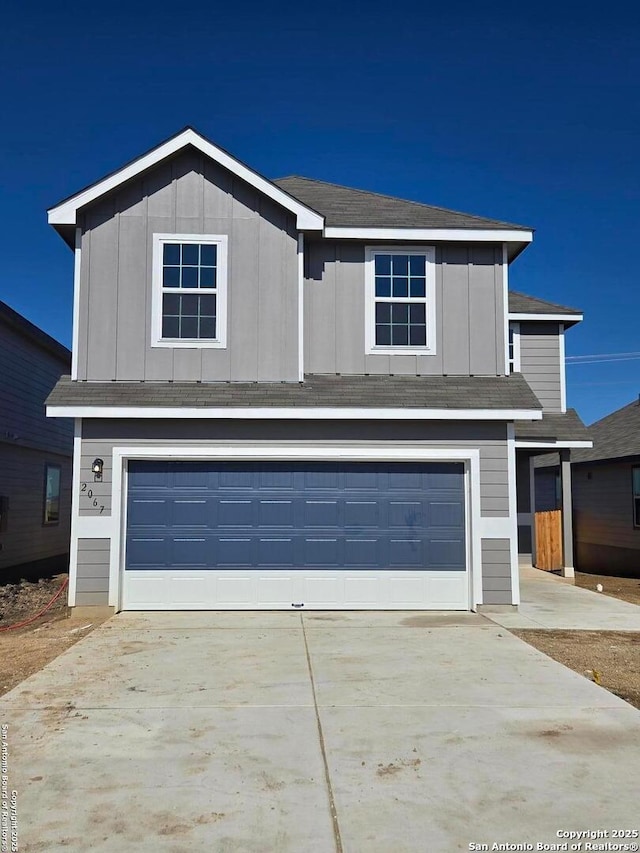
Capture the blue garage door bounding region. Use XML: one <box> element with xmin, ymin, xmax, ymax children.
<box><xmin>125</xmin><ymin>461</ymin><xmax>466</xmax><ymax>571</ymax></box>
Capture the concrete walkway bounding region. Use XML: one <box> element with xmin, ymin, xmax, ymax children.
<box><xmin>485</xmin><ymin>565</ymin><xmax>640</xmax><ymax>630</ymax></box>
<box><xmin>1</xmin><ymin>610</ymin><xmax>639</xmax><ymax>852</ymax></box>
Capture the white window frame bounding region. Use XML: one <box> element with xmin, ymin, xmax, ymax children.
<box><xmin>364</xmin><ymin>245</ymin><xmax>436</xmax><ymax>356</ymax></box>
<box><xmin>508</xmin><ymin>321</ymin><xmax>521</xmax><ymax>373</ymax></box>
<box><xmin>151</xmin><ymin>233</ymin><xmax>228</xmax><ymax>349</ymax></box>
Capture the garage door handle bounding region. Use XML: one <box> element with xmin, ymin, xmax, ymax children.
<box><xmin>291</xmin><ymin>603</ymin><xmax>305</xmax><ymax>608</ymax></box>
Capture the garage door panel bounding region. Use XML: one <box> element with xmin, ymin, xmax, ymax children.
<box><xmin>172</xmin><ymin>499</ymin><xmax>209</xmax><ymax>526</ymax></box>
<box><xmin>259</xmin><ymin>500</ymin><xmax>295</xmax><ymax>527</ymax></box>
<box><xmin>427</xmin><ymin>538</ymin><xmax>466</xmax><ymax>568</ymax></box>
<box><xmin>218</xmin><ymin>499</ymin><xmax>253</xmax><ymax>527</ymax></box>
<box><xmin>428</xmin><ymin>500</ymin><xmax>464</xmax><ymax>527</ymax></box>
<box><xmin>124</xmin><ymin>461</ymin><xmax>468</xmax><ymax>609</ymax></box>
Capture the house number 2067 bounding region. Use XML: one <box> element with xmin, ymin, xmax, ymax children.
<box><xmin>80</xmin><ymin>483</ymin><xmax>105</xmax><ymax>514</ymax></box>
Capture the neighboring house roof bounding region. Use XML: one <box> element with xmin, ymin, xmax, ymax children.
<box><xmin>274</xmin><ymin>176</ymin><xmax>531</xmax><ymax>232</ymax></box>
<box><xmin>0</xmin><ymin>300</ymin><xmax>71</xmax><ymax>365</ymax></box>
<box><xmin>515</xmin><ymin>409</ymin><xmax>591</xmax><ymax>445</ymax></box>
<box><xmin>46</xmin><ymin>374</ymin><xmax>541</xmax><ymax>415</ymax></box>
<box><xmin>508</xmin><ymin>291</ymin><xmax>583</xmax><ymax>326</ymax></box>
<box><xmin>571</xmin><ymin>399</ymin><xmax>640</xmax><ymax>464</ymax></box>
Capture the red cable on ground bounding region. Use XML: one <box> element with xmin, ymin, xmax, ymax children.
<box><xmin>0</xmin><ymin>577</ymin><xmax>69</xmax><ymax>633</ymax></box>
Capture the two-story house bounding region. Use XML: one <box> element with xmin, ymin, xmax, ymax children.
<box><xmin>45</xmin><ymin>127</ymin><xmax>590</xmax><ymax>612</ymax></box>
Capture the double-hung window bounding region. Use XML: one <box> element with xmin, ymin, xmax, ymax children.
<box><xmin>152</xmin><ymin>234</ymin><xmax>228</xmax><ymax>348</ymax></box>
<box><xmin>365</xmin><ymin>247</ymin><xmax>436</xmax><ymax>355</ymax></box>
<box><xmin>633</xmin><ymin>467</ymin><xmax>640</xmax><ymax>528</ymax></box>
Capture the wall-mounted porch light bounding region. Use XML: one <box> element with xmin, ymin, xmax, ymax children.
<box><xmin>91</xmin><ymin>458</ymin><xmax>104</xmax><ymax>481</ymax></box>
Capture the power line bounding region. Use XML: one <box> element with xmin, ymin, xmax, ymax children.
<box><xmin>567</xmin><ymin>355</ymin><xmax>640</xmax><ymax>365</ymax></box>
<box><xmin>566</xmin><ymin>350</ymin><xmax>640</xmax><ymax>362</ymax></box>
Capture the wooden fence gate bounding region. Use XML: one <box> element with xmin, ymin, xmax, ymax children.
<box><xmin>534</xmin><ymin>510</ymin><xmax>563</xmax><ymax>571</ymax></box>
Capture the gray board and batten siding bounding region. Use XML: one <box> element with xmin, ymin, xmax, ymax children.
<box><xmin>75</xmin><ymin>419</ymin><xmax>512</xmax><ymax>606</ymax></box>
<box><xmin>304</xmin><ymin>239</ymin><xmax>507</xmax><ymax>377</ymax></box>
<box><xmin>518</xmin><ymin>322</ymin><xmax>563</xmax><ymax>412</ymax></box>
<box><xmin>0</xmin><ymin>304</ymin><xmax>73</xmax><ymax>571</ymax></box>
<box><xmin>77</xmin><ymin>149</ymin><xmax>300</xmax><ymax>383</ymax></box>
<box><xmin>77</xmin><ymin>150</ymin><xmax>510</xmax><ymax>384</ymax></box>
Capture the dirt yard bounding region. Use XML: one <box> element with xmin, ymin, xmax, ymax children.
<box><xmin>0</xmin><ymin>575</ymin><xmax>107</xmax><ymax>696</ymax></box>
<box><xmin>574</xmin><ymin>572</ymin><xmax>640</xmax><ymax>606</ymax></box>
<box><xmin>514</xmin><ymin>630</ymin><xmax>640</xmax><ymax>710</ymax></box>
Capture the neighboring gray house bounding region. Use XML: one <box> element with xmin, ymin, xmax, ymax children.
<box><xmin>569</xmin><ymin>400</ymin><xmax>639</xmax><ymax>576</ymax></box>
<box><xmin>0</xmin><ymin>301</ymin><xmax>73</xmax><ymax>577</ymax></box>
<box><xmin>45</xmin><ymin>127</ymin><xmax>589</xmax><ymax>612</ymax></box>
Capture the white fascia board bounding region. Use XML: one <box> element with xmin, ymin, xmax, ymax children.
<box><xmin>515</xmin><ymin>440</ymin><xmax>593</xmax><ymax>449</ymax></box>
<box><xmin>324</xmin><ymin>226</ymin><xmax>534</xmax><ymax>243</ymax></box>
<box><xmin>508</xmin><ymin>313</ymin><xmax>583</xmax><ymax>323</ymax></box>
<box><xmin>48</xmin><ymin>405</ymin><xmax>543</xmax><ymax>420</ymax></box>
<box><xmin>48</xmin><ymin>128</ymin><xmax>324</xmax><ymax>232</ymax></box>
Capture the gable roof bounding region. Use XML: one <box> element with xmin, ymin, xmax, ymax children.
<box><xmin>0</xmin><ymin>300</ymin><xmax>71</xmax><ymax>364</ymax></box>
<box><xmin>48</xmin><ymin>127</ymin><xmax>533</xmax><ymax>255</ymax></box>
<box><xmin>509</xmin><ymin>291</ymin><xmax>583</xmax><ymax>324</ymax></box>
<box><xmin>274</xmin><ymin>176</ymin><xmax>531</xmax><ymax>231</ymax></box>
<box><xmin>571</xmin><ymin>399</ymin><xmax>640</xmax><ymax>464</ymax></box>
<box><xmin>48</xmin><ymin>127</ymin><xmax>325</xmax><ymax>243</ymax></box>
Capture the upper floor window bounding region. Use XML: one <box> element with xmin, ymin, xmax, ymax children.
<box><xmin>152</xmin><ymin>234</ymin><xmax>228</xmax><ymax>349</ymax></box>
<box><xmin>633</xmin><ymin>467</ymin><xmax>640</xmax><ymax>528</ymax></box>
<box><xmin>508</xmin><ymin>322</ymin><xmax>520</xmax><ymax>373</ymax></box>
<box><xmin>365</xmin><ymin>247</ymin><xmax>436</xmax><ymax>355</ymax></box>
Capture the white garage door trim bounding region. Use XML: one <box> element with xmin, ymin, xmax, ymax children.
<box><xmin>109</xmin><ymin>444</ymin><xmax>483</xmax><ymax>611</ymax></box>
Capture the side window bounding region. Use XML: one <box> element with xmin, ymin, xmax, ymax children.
<box><xmin>43</xmin><ymin>464</ymin><xmax>61</xmax><ymax>525</ymax></box>
<box><xmin>508</xmin><ymin>322</ymin><xmax>520</xmax><ymax>373</ymax></box>
<box><xmin>633</xmin><ymin>467</ymin><xmax>640</xmax><ymax>528</ymax></box>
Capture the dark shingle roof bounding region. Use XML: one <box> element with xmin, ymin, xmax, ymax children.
<box><xmin>508</xmin><ymin>291</ymin><xmax>582</xmax><ymax>317</ymax></box>
<box><xmin>0</xmin><ymin>301</ymin><xmax>71</xmax><ymax>364</ymax></box>
<box><xmin>572</xmin><ymin>400</ymin><xmax>640</xmax><ymax>464</ymax></box>
<box><xmin>274</xmin><ymin>176</ymin><xmax>531</xmax><ymax>231</ymax></box>
<box><xmin>515</xmin><ymin>409</ymin><xmax>591</xmax><ymax>443</ymax></box>
<box><xmin>47</xmin><ymin>374</ymin><xmax>541</xmax><ymax>412</ymax></box>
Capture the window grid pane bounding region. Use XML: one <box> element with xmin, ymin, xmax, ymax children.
<box><xmin>162</xmin><ymin>242</ymin><xmax>217</xmax><ymax>292</ymax></box>
<box><xmin>162</xmin><ymin>293</ymin><xmax>217</xmax><ymax>340</ymax></box>
<box><xmin>373</xmin><ymin>251</ymin><xmax>429</xmax><ymax>348</ymax></box>
<box><xmin>161</xmin><ymin>242</ymin><xmax>218</xmax><ymax>340</ymax></box>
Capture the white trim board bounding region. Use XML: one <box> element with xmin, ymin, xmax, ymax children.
<box><xmin>297</xmin><ymin>235</ymin><xmax>304</xmax><ymax>381</ymax></box>
<box><xmin>108</xmin><ymin>444</ymin><xmax>485</xmax><ymax>611</ymax></box>
<box><xmin>67</xmin><ymin>418</ymin><xmax>82</xmax><ymax>606</ymax></box>
<box><xmin>508</xmin><ymin>313</ymin><xmax>583</xmax><ymax>323</ymax></box>
<box><xmin>71</xmin><ymin>228</ymin><xmax>82</xmax><ymax>380</ymax></box>
<box><xmin>506</xmin><ymin>423</ymin><xmax>520</xmax><ymax>605</ymax></box>
<box><xmin>515</xmin><ymin>440</ymin><xmax>592</xmax><ymax>449</ymax></box>
<box><xmin>150</xmin><ymin>233</ymin><xmax>228</xmax><ymax>350</ymax></box>
<box><xmin>48</xmin><ymin>128</ymin><xmax>325</xmax><ymax>232</ymax></box>
<box><xmin>364</xmin><ymin>245</ymin><xmax>437</xmax><ymax>357</ymax></box>
<box><xmin>325</xmin><ymin>227</ymin><xmax>533</xmax><ymax>244</ymax></box>
<box><xmin>559</xmin><ymin>323</ymin><xmax>567</xmax><ymax>413</ymax></box>
<box><xmin>49</xmin><ymin>405</ymin><xmax>543</xmax><ymax>421</ymax></box>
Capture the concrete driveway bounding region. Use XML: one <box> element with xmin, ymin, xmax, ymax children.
<box><xmin>2</xmin><ymin>611</ymin><xmax>639</xmax><ymax>853</ymax></box>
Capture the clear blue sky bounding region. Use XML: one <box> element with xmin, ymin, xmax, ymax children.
<box><xmin>2</xmin><ymin>0</ymin><xmax>638</xmax><ymax>424</ymax></box>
